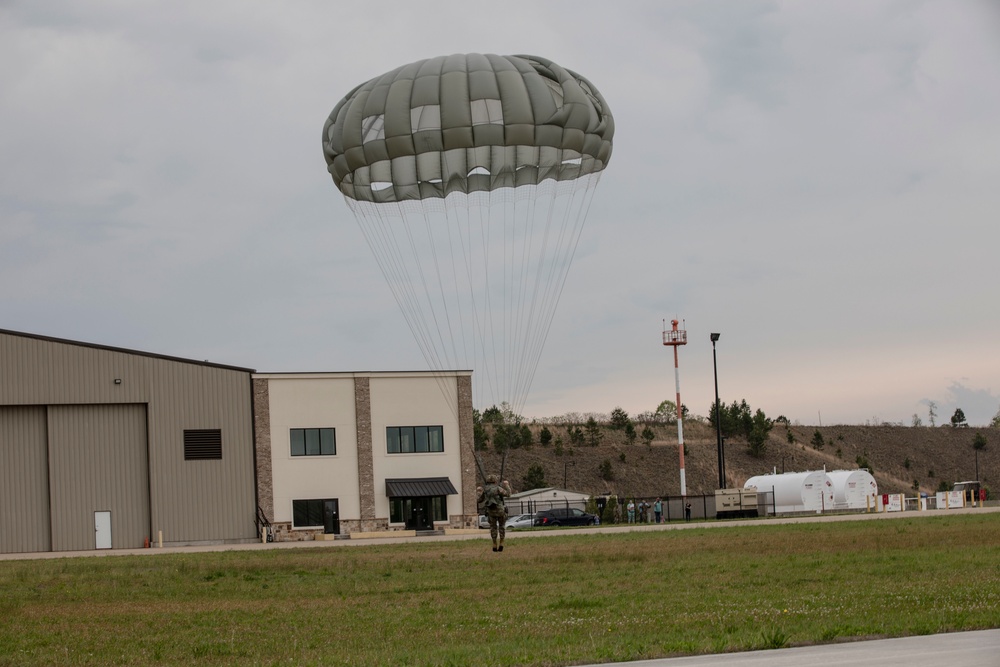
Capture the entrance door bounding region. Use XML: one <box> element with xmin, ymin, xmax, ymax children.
<box><xmin>323</xmin><ymin>499</ymin><xmax>340</xmax><ymax>535</ymax></box>
<box><xmin>406</xmin><ymin>498</ymin><xmax>433</xmax><ymax>531</ymax></box>
<box><xmin>95</xmin><ymin>511</ymin><xmax>112</xmax><ymax>549</ymax></box>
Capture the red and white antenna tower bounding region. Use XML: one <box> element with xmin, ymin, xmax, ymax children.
<box><xmin>663</xmin><ymin>319</ymin><xmax>688</xmax><ymax>498</ymax></box>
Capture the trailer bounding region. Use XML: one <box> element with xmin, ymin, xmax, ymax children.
<box><xmin>715</xmin><ymin>487</ymin><xmax>759</xmax><ymax>519</ymax></box>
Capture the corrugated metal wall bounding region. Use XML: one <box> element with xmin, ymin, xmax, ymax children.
<box><xmin>48</xmin><ymin>404</ymin><xmax>149</xmax><ymax>550</ymax></box>
<box><xmin>0</xmin><ymin>406</ymin><xmax>50</xmax><ymax>553</ymax></box>
<box><xmin>0</xmin><ymin>330</ymin><xmax>257</xmax><ymax>553</ymax></box>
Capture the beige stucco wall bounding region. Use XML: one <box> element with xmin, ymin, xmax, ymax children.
<box><xmin>266</xmin><ymin>376</ymin><xmax>360</xmax><ymax>526</ymax></box>
<box><xmin>257</xmin><ymin>371</ymin><xmax>475</xmax><ymax>537</ymax></box>
<box><xmin>369</xmin><ymin>375</ymin><xmax>464</xmax><ymax>527</ymax></box>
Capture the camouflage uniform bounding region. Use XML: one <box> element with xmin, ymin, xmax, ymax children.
<box><xmin>478</xmin><ymin>475</ymin><xmax>512</xmax><ymax>552</ymax></box>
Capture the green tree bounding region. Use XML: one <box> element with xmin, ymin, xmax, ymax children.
<box><xmin>856</xmin><ymin>451</ymin><xmax>874</xmax><ymax>474</ymax></box>
<box><xmin>912</xmin><ymin>413</ymin><xmax>923</xmax><ymax>427</ymax></box>
<box><xmin>585</xmin><ymin>417</ymin><xmax>604</xmax><ymax>446</ymax></box>
<box><xmin>566</xmin><ymin>425</ymin><xmax>585</xmax><ymax>446</ymax></box>
<box><xmin>747</xmin><ymin>409</ymin><xmax>772</xmax><ymax>458</ymax></box>
<box><xmin>973</xmin><ymin>432</ymin><xmax>987</xmax><ymax>451</ymax></box>
<box><xmin>811</xmin><ymin>430</ymin><xmax>825</xmax><ymax>450</ymax></box>
<box><xmin>991</xmin><ymin>404</ymin><xmax>1000</xmax><ymax>428</ymax></box>
<box><xmin>473</xmin><ymin>409</ymin><xmax>489</xmax><ymax>451</ymax></box>
<box><xmin>609</xmin><ymin>407</ymin><xmax>631</xmax><ymax>430</ymax></box>
<box><xmin>601</xmin><ymin>495</ymin><xmax>618</xmax><ymax>524</ymax></box>
<box><xmin>640</xmin><ymin>426</ymin><xmax>655</xmax><ymax>447</ymax></box>
<box><xmin>539</xmin><ymin>426</ymin><xmax>553</xmax><ymax>446</ymax></box>
<box><xmin>928</xmin><ymin>401</ymin><xmax>937</xmax><ymax>427</ymax></box>
<box><xmin>519</xmin><ymin>424</ymin><xmax>533</xmax><ymax>448</ymax></box>
<box><xmin>625</xmin><ymin>422</ymin><xmax>637</xmax><ymax>446</ymax></box>
<box><xmin>951</xmin><ymin>408</ymin><xmax>968</xmax><ymax>428</ymax></box>
<box><xmin>599</xmin><ymin>459</ymin><xmax>614</xmax><ymax>481</ymax></box>
<box><xmin>521</xmin><ymin>464</ymin><xmax>547</xmax><ymax>491</ymax></box>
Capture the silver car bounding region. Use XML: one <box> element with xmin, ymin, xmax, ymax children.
<box><xmin>504</xmin><ymin>513</ymin><xmax>535</xmax><ymax>530</ymax></box>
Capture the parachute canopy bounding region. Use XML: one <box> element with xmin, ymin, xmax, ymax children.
<box><xmin>322</xmin><ymin>54</ymin><xmax>614</xmax><ymax>414</ymax></box>
<box><xmin>322</xmin><ymin>53</ymin><xmax>613</xmax><ymax>203</ymax></box>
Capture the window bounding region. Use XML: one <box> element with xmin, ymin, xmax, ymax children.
<box><xmin>292</xmin><ymin>498</ymin><xmax>339</xmax><ymax>534</ymax></box>
<box><xmin>290</xmin><ymin>428</ymin><xmax>336</xmax><ymax>457</ymax></box>
<box><xmin>386</xmin><ymin>426</ymin><xmax>443</xmax><ymax>453</ymax></box>
<box><xmin>184</xmin><ymin>429</ymin><xmax>222</xmax><ymax>460</ymax></box>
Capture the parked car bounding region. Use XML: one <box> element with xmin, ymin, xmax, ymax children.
<box><xmin>533</xmin><ymin>508</ymin><xmax>599</xmax><ymax>527</ymax></box>
<box><xmin>504</xmin><ymin>514</ymin><xmax>535</xmax><ymax>530</ymax></box>
<box><xmin>478</xmin><ymin>515</ymin><xmax>490</xmax><ymax>529</ymax></box>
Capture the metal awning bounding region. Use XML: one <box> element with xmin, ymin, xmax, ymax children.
<box><xmin>385</xmin><ymin>477</ymin><xmax>458</xmax><ymax>498</ymax></box>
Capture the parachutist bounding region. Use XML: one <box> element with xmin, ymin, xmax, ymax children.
<box><xmin>477</xmin><ymin>474</ymin><xmax>512</xmax><ymax>552</ymax></box>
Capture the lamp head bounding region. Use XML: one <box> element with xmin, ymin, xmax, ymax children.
<box><xmin>710</xmin><ymin>333</ymin><xmax>721</xmax><ymax>342</ymax></box>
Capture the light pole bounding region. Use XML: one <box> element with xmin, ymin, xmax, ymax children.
<box><xmin>563</xmin><ymin>460</ymin><xmax>575</xmax><ymax>489</ymax></box>
<box><xmin>711</xmin><ymin>333</ymin><xmax>725</xmax><ymax>489</ymax></box>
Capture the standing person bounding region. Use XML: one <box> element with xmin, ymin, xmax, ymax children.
<box><xmin>477</xmin><ymin>475</ymin><xmax>512</xmax><ymax>552</ymax></box>
<box><xmin>626</xmin><ymin>499</ymin><xmax>636</xmax><ymax>524</ymax></box>
<box><xmin>685</xmin><ymin>502</ymin><xmax>692</xmax><ymax>521</ymax></box>
<box><xmin>653</xmin><ymin>497</ymin><xmax>662</xmax><ymax>524</ymax></box>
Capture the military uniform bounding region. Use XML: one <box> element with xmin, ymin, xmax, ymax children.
<box><xmin>477</xmin><ymin>475</ymin><xmax>512</xmax><ymax>552</ymax></box>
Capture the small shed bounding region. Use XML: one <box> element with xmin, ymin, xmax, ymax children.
<box><xmin>745</xmin><ymin>471</ymin><xmax>834</xmax><ymax>514</ymax></box>
<box><xmin>827</xmin><ymin>469</ymin><xmax>878</xmax><ymax>510</ymax></box>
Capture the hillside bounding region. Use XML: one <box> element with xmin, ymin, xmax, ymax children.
<box><xmin>475</xmin><ymin>420</ymin><xmax>998</xmax><ymax>499</ymax></box>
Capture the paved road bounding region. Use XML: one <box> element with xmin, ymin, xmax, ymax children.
<box><xmin>592</xmin><ymin>629</ymin><xmax>1000</xmax><ymax>666</ymax></box>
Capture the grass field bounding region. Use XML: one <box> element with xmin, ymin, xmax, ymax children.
<box><xmin>1</xmin><ymin>514</ymin><xmax>998</xmax><ymax>666</ymax></box>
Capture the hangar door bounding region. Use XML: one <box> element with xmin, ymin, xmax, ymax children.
<box><xmin>48</xmin><ymin>404</ymin><xmax>149</xmax><ymax>551</ymax></box>
<box><xmin>0</xmin><ymin>406</ymin><xmax>51</xmax><ymax>553</ymax></box>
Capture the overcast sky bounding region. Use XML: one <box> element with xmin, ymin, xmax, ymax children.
<box><xmin>3</xmin><ymin>1</ymin><xmax>999</xmax><ymax>426</ymax></box>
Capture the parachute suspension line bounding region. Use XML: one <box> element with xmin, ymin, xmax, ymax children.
<box><xmin>510</xmin><ymin>180</ymin><xmax>563</xmax><ymax>415</ymax></box>
<box><xmin>418</xmin><ymin>199</ymin><xmax>463</xmax><ymax>371</ymax></box>
<box><xmin>513</xmin><ymin>176</ymin><xmax>592</xmax><ymax>409</ymax></box>
<box><xmin>349</xmin><ymin>199</ymin><xmax>439</xmax><ymax>371</ymax></box>
<box><xmin>518</xmin><ymin>174</ymin><xmax>602</xmax><ymax>408</ymax></box>
<box><xmin>481</xmin><ymin>191</ymin><xmax>503</xmax><ymax>408</ymax></box>
<box><xmin>365</xmin><ymin>198</ymin><xmax>448</xmax><ymax>376</ymax></box>
<box><xmin>509</xmin><ymin>183</ymin><xmax>543</xmax><ymax>417</ymax></box>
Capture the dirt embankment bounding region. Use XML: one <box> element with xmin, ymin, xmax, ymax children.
<box><xmin>475</xmin><ymin>421</ymin><xmax>998</xmax><ymax>498</ymax></box>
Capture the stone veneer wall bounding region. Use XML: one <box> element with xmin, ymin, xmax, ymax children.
<box><xmin>252</xmin><ymin>378</ymin><xmax>273</xmax><ymax>523</ymax></box>
<box><xmin>354</xmin><ymin>376</ymin><xmax>380</xmax><ymax>532</ymax></box>
<box><xmin>456</xmin><ymin>375</ymin><xmax>478</xmax><ymax>528</ymax></box>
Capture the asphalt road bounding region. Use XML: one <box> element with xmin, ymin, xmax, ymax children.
<box><xmin>592</xmin><ymin>629</ymin><xmax>1000</xmax><ymax>666</ymax></box>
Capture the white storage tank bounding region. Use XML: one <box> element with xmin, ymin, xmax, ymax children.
<box><xmin>827</xmin><ymin>469</ymin><xmax>878</xmax><ymax>510</ymax></box>
<box><xmin>745</xmin><ymin>471</ymin><xmax>834</xmax><ymax>514</ymax></box>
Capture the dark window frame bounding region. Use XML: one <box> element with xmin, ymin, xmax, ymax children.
<box><xmin>290</xmin><ymin>427</ymin><xmax>337</xmax><ymax>457</ymax></box>
<box><xmin>292</xmin><ymin>498</ymin><xmax>338</xmax><ymax>529</ymax></box>
<box><xmin>386</xmin><ymin>425</ymin><xmax>444</xmax><ymax>454</ymax></box>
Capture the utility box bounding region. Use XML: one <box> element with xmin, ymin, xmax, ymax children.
<box><xmin>716</xmin><ymin>487</ymin><xmax>759</xmax><ymax>519</ymax></box>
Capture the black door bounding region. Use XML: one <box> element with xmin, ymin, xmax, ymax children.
<box><xmin>323</xmin><ymin>499</ymin><xmax>340</xmax><ymax>535</ymax></box>
<box><xmin>406</xmin><ymin>498</ymin><xmax>433</xmax><ymax>531</ymax></box>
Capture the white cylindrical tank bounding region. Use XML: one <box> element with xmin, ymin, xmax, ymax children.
<box><xmin>827</xmin><ymin>469</ymin><xmax>878</xmax><ymax>510</ymax></box>
<box><xmin>745</xmin><ymin>471</ymin><xmax>834</xmax><ymax>513</ymax></box>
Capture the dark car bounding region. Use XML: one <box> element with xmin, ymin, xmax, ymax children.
<box><xmin>533</xmin><ymin>507</ymin><xmax>599</xmax><ymax>527</ymax></box>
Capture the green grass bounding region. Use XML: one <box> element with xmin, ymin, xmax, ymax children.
<box><xmin>1</xmin><ymin>514</ymin><xmax>998</xmax><ymax>666</ymax></box>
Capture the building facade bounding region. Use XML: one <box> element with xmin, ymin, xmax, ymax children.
<box><xmin>253</xmin><ymin>371</ymin><xmax>478</xmax><ymax>540</ymax></box>
<box><xmin>0</xmin><ymin>329</ymin><xmax>258</xmax><ymax>554</ymax></box>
